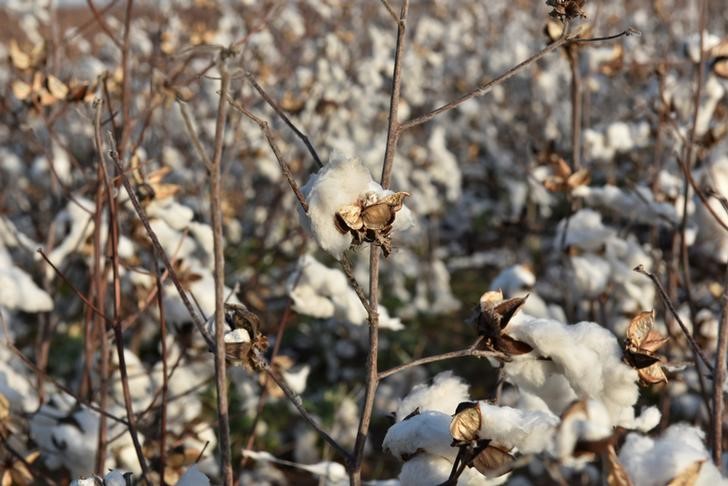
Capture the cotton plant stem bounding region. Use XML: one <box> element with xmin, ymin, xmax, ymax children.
<box><xmin>209</xmin><ymin>60</ymin><xmax>234</xmax><ymax>486</ymax></box>
<box><xmin>92</xmin><ymin>100</ymin><xmax>110</xmax><ymax>475</ymax></box>
<box><xmin>152</xmin><ymin>258</ymin><xmax>170</xmax><ymax>485</ymax></box>
<box><xmin>349</xmin><ymin>3</ymin><xmax>409</xmax><ymax>485</ymax></box>
<box><xmin>101</xmin><ymin>121</ymin><xmax>152</xmax><ymax>483</ymax></box>
<box><xmin>713</xmin><ymin>266</ymin><xmax>728</xmax><ymax>467</ymax></box>
<box><xmin>118</xmin><ymin>0</ymin><xmax>133</xmax><ymax>157</ymax></box>
<box><xmin>378</xmin><ymin>339</ymin><xmax>509</xmax><ymax>380</ymax></box>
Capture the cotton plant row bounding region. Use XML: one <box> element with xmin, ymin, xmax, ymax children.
<box><xmin>380</xmin><ymin>299</ymin><xmax>726</xmax><ymax>485</ymax></box>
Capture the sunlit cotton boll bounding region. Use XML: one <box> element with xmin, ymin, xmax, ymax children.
<box><xmin>394</xmin><ymin>370</ymin><xmax>469</xmax><ymax>421</ymax></box>
<box><xmin>476</xmin><ymin>402</ymin><xmax>559</xmax><ymax>454</ymax></box>
<box><xmin>300</xmin><ymin>154</ymin><xmax>413</xmax><ymax>259</ymax></box>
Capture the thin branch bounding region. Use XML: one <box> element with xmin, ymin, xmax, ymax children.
<box><xmin>379</xmin><ymin>340</ymin><xmax>508</xmax><ymax>380</ymax></box>
<box><xmin>153</xmin><ymin>258</ymin><xmax>170</xmax><ymax>485</ymax></box>
<box><xmin>262</xmin><ymin>363</ymin><xmax>352</xmax><ymax>462</ymax></box>
<box><xmin>378</xmin><ymin>0</ymin><xmax>400</xmax><ymax>23</ymax></box>
<box><xmin>84</xmin><ymin>0</ymin><xmax>122</xmax><ymax>48</ymax></box>
<box><xmin>37</xmin><ymin>249</ymin><xmax>110</xmax><ymax>322</ymax></box>
<box><xmin>227</xmin><ymin>94</ymin><xmax>309</xmax><ymax>213</ymax></box>
<box><xmin>339</xmin><ymin>255</ymin><xmax>372</xmax><ymax>314</ymax></box>
<box><xmin>210</xmin><ymin>58</ymin><xmax>234</xmax><ymax>486</ymax></box>
<box><xmin>178</xmin><ymin>100</ymin><xmax>213</xmax><ymax>169</ymax></box>
<box><xmin>379</xmin><ymin>0</ymin><xmax>409</xmax><ymax>189</ymax></box>
<box><xmin>245</xmin><ymin>72</ymin><xmax>323</xmax><ymax>168</ymax></box>
<box><xmin>118</xmin><ymin>0</ymin><xmax>134</xmax><ymax>156</ymax></box>
<box><xmin>634</xmin><ymin>265</ymin><xmax>713</xmax><ymax>372</ymax></box>
<box><xmin>105</xmin><ymin>131</ymin><xmax>216</xmax><ymax>350</ymax></box>
<box><xmin>399</xmin><ymin>28</ymin><xmax>637</xmax><ymax>132</ymax></box>
<box><xmin>713</xmin><ymin>268</ymin><xmax>728</xmax><ymax>467</ymax></box>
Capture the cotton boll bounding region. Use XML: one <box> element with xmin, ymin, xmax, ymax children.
<box><xmin>504</xmin><ymin>317</ymin><xmax>639</xmax><ymax>425</ymax></box>
<box><xmin>504</xmin><ymin>359</ymin><xmax>578</xmax><ymax>415</ymax></box>
<box><xmin>696</xmin><ymin>157</ymin><xmax>728</xmax><ymax>263</ymax></box>
<box><xmin>477</xmin><ymin>402</ymin><xmax>559</xmax><ymax>453</ymax></box>
<box><xmin>619</xmin><ymin>424</ymin><xmax>728</xmax><ymax>486</ymax></box>
<box><xmin>103</xmin><ymin>470</ymin><xmax>130</xmax><ymax>486</ymax></box>
<box><xmin>0</xmin><ymin>345</ymin><xmax>39</xmax><ymax>412</ymax></box>
<box><xmin>43</xmin><ymin>197</ymin><xmax>95</xmax><ymax>278</ymax></box>
<box><xmin>551</xmin><ymin>400</ymin><xmax>612</xmax><ymax>461</ymax></box>
<box><xmin>394</xmin><ymin>371</ymin><xmax>469</xmax><ymax>421</ymax></box>
<box><xmin>383</xmin><ymin>411</ymin><xmax>456</xmax><ymax>460</ymax></box>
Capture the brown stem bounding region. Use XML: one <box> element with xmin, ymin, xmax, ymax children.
<box><xmin>209</xmin><ymin>59</ymin><xmax>234</xmax><ymax>486</ymax></box>
<box><xmin>226</xmin><ymin>95</ymin><xmax>309</xmax><ymax>213</ymax></box>
<box><xmin>713</xmin><ymin>269</ymin><xmax>728</xmax><ymax>467</ymax></box>
<box><xmin>118</xmin><ymin>0</ymin><xmax>134</xmax><ymax>156</ymax></box>
<box><xmin>379</xmin><ymin>340</ymin><xmax>508</xmax><ymax>380</ymax></box>
<box><xmin>105</xmin><ymin>132</ymin><xmax>215</xmax><ymax>350</ymax></box>
<box><xmin>153</xmin><ymin>258</ymin><xmax>169</xmax><ymax>485</ymax></box>
<box><xmin>92</xmin><ymin>100</ymin><xmax>111</xmax><ymax>475</ymax></box>
<box><xmin>244</xmin><ymin>72</ymin><xmax>323</xmax><ymax>168</ymax></box>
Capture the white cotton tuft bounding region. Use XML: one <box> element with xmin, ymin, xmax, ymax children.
<box><xmin>300</xmin><ymin>154</ymin><xmax>413</xmax><ymax>258</ymax></box>
<box><xmin>504</xmin><ymin>316</ymin><xmax>639</xmax><ymax>424</ymax></box>
<box><xmin>477</xmin><ymin>402</ymin><xmax>559</xmax><ymax>453</ymax></box>
<box><xmin>382</xmin><ymin>411</ymin><xmax>455</xmax><ymax>460</ymax></box>
<box><xmin>556</xmin><ymin>209</ymin><xmax>614</xmax><ymax>251</ymax></box>
<box><xmin>490</xmin><ymin>264</ymin><xmax>535</xmax><ymax>296</ymax></box>
<box><xmin>619</xmin><ymin>424</ymin><xmax>728</xmax><ymax>486</ymax></box>
<box><xmin>551</xmin><ymin>400</ymin><xmax>612</xmax><ymax>461</ymax></box>
<box><xmin>394</xmin><ymin>371</ymin><xmax>469</xmax><ymax>421</ymax></box>
<box><xmin>300</xmin><ymin>155</ymin><xmax>375</xmax><ymax>258</ymax></box>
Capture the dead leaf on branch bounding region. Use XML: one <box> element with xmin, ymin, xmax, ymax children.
<box><xmin>223</xmin><ymin>303</ymin><xmax>268</xmax><ymax>370</ymax></box>
<box><xmin>546</xmin><ymin>0</ymin><xmax>587</xmax><ymax>20</ymax></box>
<box><xmin>623</xmin><ymin>310</ymin><xmax>669</xmax><ymax>385</ymax></box>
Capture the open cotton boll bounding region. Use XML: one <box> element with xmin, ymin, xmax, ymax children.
<box><xmin>619</xmin><ymin>424</ymin><xmax>728</xmax><ymax>486</ymax></box>
<box><xmin>477</xmin><ymin>402</ymin><xmax>559</xmax><ymax>453</ymax></box>
<box><xmin>490</xmin><ymin>265</ymin><xmax>535</xmax><ymax>296</ymax></box>
<box><xmin>383</xmin><ymin>411</ymin><xmax>456</xmax><ymax>460</ymax></box>
<box><xmin>568</xmin><ymin>254</ymin><xmax>610</xmax><ymax>298</ymax></box>
<box><xmin>300</xmin><ymin>155</ymin><xmax>374</xmax><ymax>258</ymax></box>
<box><xmin>394</xmin><ymin>371</ymin><xmax>469</xmax><ymax>421</ymax></box>
<box><xmin>43</xmin><ymin>197</ymin><xmax>95</xmax><ymax>278</ymax></box>
<box><xmin>504</xmin><ymin>317</ymin><xmax>639</xmax><ymax>425</ymax></box>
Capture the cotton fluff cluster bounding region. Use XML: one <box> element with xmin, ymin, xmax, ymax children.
<box><xmin>71</xmin><ymin>470</ymin><xmax>130</xmax><ymax>486</ymax></box>
<box><xmin>619</xmin><ymin>424</ymin><xmax>728</xmax><ymax>486</ymax></box>
<box><xmin>696</xmin><ymin>156</ymin><xmax>728</xmax><ymax>263</ymax></box>
<box><xmin>300</xmin><ymin>155</ymin><xmax>414</xmax><ymax>259</ymax></box>
<box><xmin>502</xmin><ymin>315</ymin><xmax>655</xmax><ymax>429</ymax></box>
<box><xmin>382</xmin><ymin>372</ymin><xmax>506</xmax><ymax>485</ymax></box>
<box><xmin>288</xmin><ymin>254</ymin><xmax>403</xmax><ymax>330</ymax></box>
<box><xmin>475</xmin><ymin>402</ymin><xmax>559</xmax><ymax>454</ymax></box>
<box><xmin>555</xmin><ymin>209</ymin><xmax>655</xmax><ymax>314</ymax></box>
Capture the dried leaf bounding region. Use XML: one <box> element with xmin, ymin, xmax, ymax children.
<box><xmin>11</xmin><ymin>80</ymin><xmax>32</xmax><ymax>101</ymax></box>
<box><xmin>712</xmin><ymin>39</ymin><xmax>728</xmax><ymax>79</ymax></box>
<box><xmin>606</xmin><ymin>444</ymin><xmax>633</xmax><ymax>486</ymax></box>
<box><xmin>471</xmin><ymin>443</ymin><xmax>515</xmax><ymax>477</ymax></box>
<box><xmin>566</xmin><ymin>169</ymin><xmax>591</xmax><ymax>189</ymax></box>
<box><xmin>450</xmin><ymin>403</ymin><xmax>482</xmax><ymax>443</ymax></box>
<box><xmin>335</xmin><ymin>204</ymin><xmax>363</xmax><ymax>233</ymax></box>
<box><xmin>638</xmin><ymin>362</ymin><xmax>668</xmax><ymax>385</ymax></box>
<box><xmin>626</xmin><ymin>310</ymin><xmax>656</xmax><ymax>347</ymax></box>
<box><xmin>46</xmin><ymin>75</ymin><xmax>68</xmax><ymax>99</ymax></box>
<box><xmin>667</xmin><ymin>460</ymin><xmax>703</xmax><ymax>486</ymax></box>
<box><xmin>9</xmin><ymin>39</ymin><xmax>31</xmax><ymax>70</ymax></box>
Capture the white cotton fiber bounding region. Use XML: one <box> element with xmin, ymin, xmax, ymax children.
<box><xmin>619</xmin><ymin>424</ymin><xmax>728</xmax><ymax>486</ymax></box>
<box><xmin>477</xmin><ymin>402</ymin><xmax>559</xmax><ymax>453</ymax></box>
<box><xmin>382</xmin><ymin>411</ymin><xmax>455</xmax><ymax>461</ymax></box>
<box><xmin>394</xmin><ymin>371</ymin><xmax>469</xmax><ymax>421</ymax></box>
<box><xmin>398</xmin><ymin>453</ymin><xmax>492</xmax><ymax>486</ymax></box>
<box><xmin>300</xmin><ymin>155</ymin><xmax>375</xmax><ymax>258</ymax></box>
<box><xmin>504</xmin><ymin>317</ymin><xmax>639</xmax><ymax>425</ymax></box>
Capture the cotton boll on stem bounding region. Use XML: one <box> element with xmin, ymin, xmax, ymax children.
<box><xmin>394</xmin><ymin>371</ymin><xmax>470</xmax><ymax>421</ymax></box>
<box><xmin>477</xmin><ymin>402</ymin><xmax>559</xmax><ymax>454</ymax></box>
